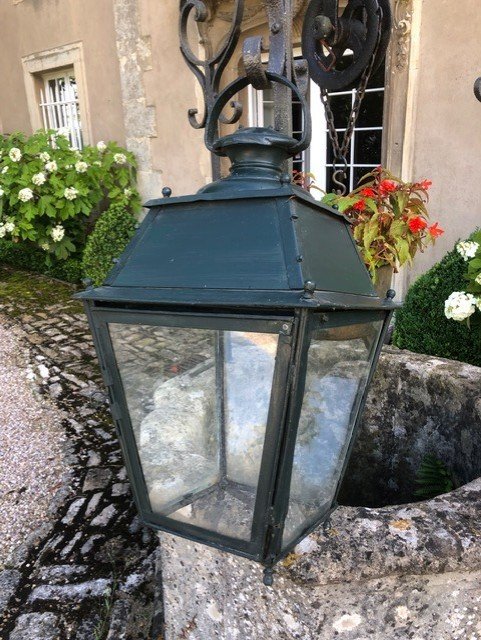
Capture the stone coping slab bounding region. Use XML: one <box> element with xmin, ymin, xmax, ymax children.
<box><xmin>280</xmin><ymin>478</ymin><xmax>481</xmax><ymax>586</ymax></box>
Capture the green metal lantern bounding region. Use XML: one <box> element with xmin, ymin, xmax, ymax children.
<box><xmin>78</xmin><ymin>74</ymin><xmax>396</xmax><ymax>585</ymax></box>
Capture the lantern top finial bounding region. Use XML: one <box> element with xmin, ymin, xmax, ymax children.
<box><xmin>199</xmin><ymin>127</ymin><xmax>297</xmax><ymax>194</ymax></box>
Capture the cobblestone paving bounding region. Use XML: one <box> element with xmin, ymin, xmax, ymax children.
<box><xmin>0</xmin><ymin>267</ymin><xmax>162</xmax><ymax>640</ymax></box>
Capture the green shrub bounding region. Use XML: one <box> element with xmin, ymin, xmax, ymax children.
<box><xmin>81</xmin><ymin>201</ymin><xmax>137</xmax><ymax>286</ymax></box>
<box><xmin>47</xmin><ymin>257</ymin><xmax>83</xmax><ymax>283</ymax></box>
<box><xmin>393</xmin><ymin>234</ymin><xmax>481</xmax><ymax>367</ymax></box>
<box><xmin>0</xmin><ymin>238</ymin><xmax>82</xmax><ymax>283</ymax></box>
<box><xmin>0</xmin><ymin>129</ymin><xmax>140</xmax><ymax>262</ymax></box>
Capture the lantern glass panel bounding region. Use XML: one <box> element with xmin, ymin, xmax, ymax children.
<box><xmin>282</xmin><ymin>317</ymin><xmax>384</xmax><ymax>547</ymax></box>
<box><xmin>108</xmin><ymin>323</ymin><xmax>279</xmax><ymax>541</ymax></box>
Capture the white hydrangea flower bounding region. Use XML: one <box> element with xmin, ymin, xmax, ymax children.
<box><xmin>475</xmin><ymin>273</ymin><xmax>481</xmax><ymax>286</ymax></box>
<box><xmin>51</xmin><ymin>224</ymin><xmax>65</xmax><ymax>242</ymax></box>
<box><xmin>75</xmin><ymin>161</ymin><xmax>89</xmax><ymax>173</ymax></box>
<box><xmin>45</xmin><ymin>161</ymin><xmax>58</xmax><ymax>173</ymax></box>
<box><xmin>56</xmin><ymin>127</ymin><xmax>70</xmax><ymax>138</ymax></box>
<box><xmin>97</xmin><ymin>141</ymin><xmax>107</xmax><ymax>152</ymax></box>
<box><xmin>39</xmin><ymin>151</ymin><xmax>50</xmax><ymax>162</ymax></box>
<box><xmin>0</xmin><ymin>224</ymin><xmax>6</xmax><ymax>238</ymax></box>
<box><xmin>0</xmin><ymin>188</ymin><xmax>4</xmax><ymax>197</ymax></box>
<box><xmin>4</xmin><ymin>221</ymin><xmax>15</xmax><ymax>233</ymax></box>
<box><xmin>9</xmin><ymin>147</ymin><xmax>22</xmax><ymax>162</ymax></box>
<box><xmin>32</xmin><ymin>172</ymin><xmax>46</xmax><ymax>186</ymax></box>
<box><xmin>40</xmin><ymin>242</ymin><xmax>50</xmax><ymax>251</ymax></box>
<box><xmin>64</xmin><ymin>187</ymin><xmax>79</xmax><ymax>200</ymax></box>
<box><xmin>476</xmin><ymin>297</ymin><xmax>481</xmax><ymax>312</ymax></box>
<box><xmin>18</xmin><ymin>188</ymin><xmax>34</xmax><ymax>202</ymax></box>
<box><xmin>124</xmin><ymin>188</ymin><xmax>132</xmax><ymax>198</ymax></box>
<box><xmin>2</xmin><ymin>166</ymin><xmax>8</xmax><ymax>174</ymax></box>
<box><xmin>114</xmin><ymin>153</ymin><xmax>127</xmax><ymax>165</ymax></box>
<box><xmin>457</xmin><ymin>241</ymin><xmax>479</xmax><ymax>261</ymax></box>
<box><xmin>445</xmin><ymin>291</ymin><xmax>476</xmax><ymax>321</ymax></box>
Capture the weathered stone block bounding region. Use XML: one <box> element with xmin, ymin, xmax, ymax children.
<box><xmin>0</xmin><ymin>570</ymin><xmax>21</xmax><ymax>616</ymax></box>
<box><xmin>28</xmin><ymin>578</ymin><xmax>111</xmax><ymax>604</ymax></box>
<box><xmin>83</xmin><ymin>468</ymin><xmax>112</xmax><ymax>492</ymax></box>
<box><xmin>90</xmin><ymin>504</ymin><xmax>117</xmax><ymax>527</ymax></box>
<box><xmin>9</xmin><ymin>613</ymin><xmax>61</xmax><ymax>640</ymax></box>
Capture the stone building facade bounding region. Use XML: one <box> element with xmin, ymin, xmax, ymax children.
<box><xmin>0</xmin><ymin>0</ymin><xmax>480</xmax><ymax>295</ymax></box>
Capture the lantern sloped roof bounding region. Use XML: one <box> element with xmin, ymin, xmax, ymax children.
<box><xmin>77</xmin><ymin>184</ymin><xmax>387</xmax><ymax>311</ymax></box>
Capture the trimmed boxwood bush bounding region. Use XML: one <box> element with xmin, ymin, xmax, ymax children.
<box><xmin>0</xmin><ymin>238</ymin><xmax>82</xmax><ymax>283</ymax></box>
<box><xmin>393</xmin><ymin>235</ymin><xmax>481</xmax><ymax>367</ymax></box>
<box><xmin>81</xmin><ymin>201</ymin><xmax>137</xmax><ymax>286</ymax></box>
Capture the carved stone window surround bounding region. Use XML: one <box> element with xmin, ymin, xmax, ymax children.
<box><xmin>21</xmin><ymin>42</ymin><xmax>92</xmax><ymax>144</ymax></box>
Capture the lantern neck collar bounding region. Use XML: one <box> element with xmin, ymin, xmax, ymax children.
<box><xmin>198</xmin><ymin>127</ymin><xmax>299</xmax><ymax>194</ymax></box>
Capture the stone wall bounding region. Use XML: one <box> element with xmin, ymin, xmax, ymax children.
<box><xmin>158</xmin><ymin>347</ymin><xmax>481</xmax><ymax>639</ymax></box>
<box><xmin>341</xmin><ymin>347</ymin><xmax>481</xmax><ymax>506</ymax></box>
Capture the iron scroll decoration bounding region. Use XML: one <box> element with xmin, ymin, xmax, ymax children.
<box><xmin>179</xmin><ymin>0</ymin><xmax>245</xmax><ymax>179</ymax></box>
<box><xmin>179</xmin><ymin>0</ymin><xmax>391</xmax><ymax>192</ymax></box>
<box><xmin>301</xmin><ymin>0</ymin><xmax>392</xmax><ymax>92</ymax></box>
<box><xmin>179</xmin><ymin>0</ymin><xmax>245</xmax><ymax>131</ymax></box>
<box><xmin>205</xmin><ymin>72</ymin><xmax>312</xmax><ymax>156</ymax></box>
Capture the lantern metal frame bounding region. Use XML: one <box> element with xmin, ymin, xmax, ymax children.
<box><xmin>83</xmin><ymin>299</ymin><xmax>393</xmax><ymax>576</ymax></box>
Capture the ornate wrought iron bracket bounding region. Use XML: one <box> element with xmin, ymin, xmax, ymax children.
<box><xmin>302</xmin><ymin>0</ymin><xmax>391</xmax><ymax>92</ymax></box>
<box><xmin>179</xmin><ymin>0</ymin><xmax>391</xmax><ymax>182</ymax></box>
<box><xmin>179</xmin><ymin>0</ymin><xmax>245</xmax><ymax>178</ymax></box>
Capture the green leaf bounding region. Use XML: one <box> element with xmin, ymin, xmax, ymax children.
<box><xmin>390</xmin><ymin>219</ymin><xmax>407</xmax><ymax>238</ymax></box>
<box><xmin>337</xmin><ymin>196</ymin><xmax>357</xmax><ymax>213</ymax></box>
<box><xmin>395</xmin><ymin>237</ymin><xmax>411</xmax><ymax>266</ymax></box>
<box><xmin>363</xmin><ymin>198</ymin><xmax>378</xmax><ymax>214</ymax></box>
<box><xmin>363</xmin><ymin>216</ymin><xmax>380</xmax><ymax>251</ymax></box>
<box><xmin>321</xmin><ymin>193</ymin><xmax>339</xmax><ymax>207</ymax></box>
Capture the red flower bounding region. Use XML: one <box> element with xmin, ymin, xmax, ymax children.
<box><xmin>408</xmin><ymin>216</ymin><xmax>428</xmax><ymax>233</ymax></box>
<box><xmin>360</xmin><ymin>187</ymin><xmax>376</xmax><ymax>198</ymax></box>
<box><xmin>419</xmin><ymin>179</ymin><xmax>432</xmax><ymax>190</ymax></box>
<box><xmin>379</xmin><ymin>180</ymin><xmax>397</xmax><ymax>195</ymax></box>
<box><xmin>428</xmin><ymin>222</ymin><xmax>444</xmax><ymax>238</ymax></box>
<box><xmin>353</xmin><ymin>199</ymin><xmax>366</xmax><ymax>211</ymax></box>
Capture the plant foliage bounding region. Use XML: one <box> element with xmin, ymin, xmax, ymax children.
<box><xmin>81</xmin><ymin>201</ymin><xmax>137</xmax><ymax>286</ymax></box>
<box><xmin>322</xmin><ymin>167</ymin><xmax>443</xmax><ymax>278</ymax></box>
<box><xmin>0</xmin><ymin>130</ymin><xmax>141</xmax><ymax>262</ymax></box>
<box><xmin>443</xmin><ymin>231</ymin><xmax>481</xmax><ymax>335</ymax></box>
<box><xmin>414</xmin><ymin>455</ymin><xmax>454</xmax><ymax>500</ymax></box>
<box><xmin>0</xmin><ymin>238</ymin><xmax>82</xmax><ymax>283</ymax></box>
<box><xmin>393</xmin><ymin>232</ymin><xmax>481</xmax><ymax>366</ymax></box>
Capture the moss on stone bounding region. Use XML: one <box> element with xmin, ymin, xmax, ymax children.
<box><xmin>0</xmin><ymin>266</ymin><xmax>83</xmax><ymax>317</ymax></box>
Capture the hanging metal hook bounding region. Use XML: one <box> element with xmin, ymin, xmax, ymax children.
<box><xmin>332</xmin><ymin>157</ymin><xmax>348</xmax><ymax>195</ymax></box>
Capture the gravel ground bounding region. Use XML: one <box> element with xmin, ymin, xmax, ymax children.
<box><xmin>0</xmin><ymin>320</ymin><xmax>66</xmax><ymax>567</ymax></box>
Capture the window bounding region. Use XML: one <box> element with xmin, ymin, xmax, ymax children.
<box><xmin>249</xmin><ymin>58</ymin><xmax>385</xmax><ymax>194</ymax></box>
<box><xmin>39</xmin><ymin>70</ymin><xmax>83</xmax><ymax>149</ymax></box>
<box><xmin>22</xmin><ymin>43</ymin><xmax>91</xmax><ymax>146</ymax></box>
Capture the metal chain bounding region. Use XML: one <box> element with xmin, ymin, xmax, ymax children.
<box><xmin>321</xmin><ymin>6</ymin><xmax>384</xmax><ymax>195</ymax></box>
